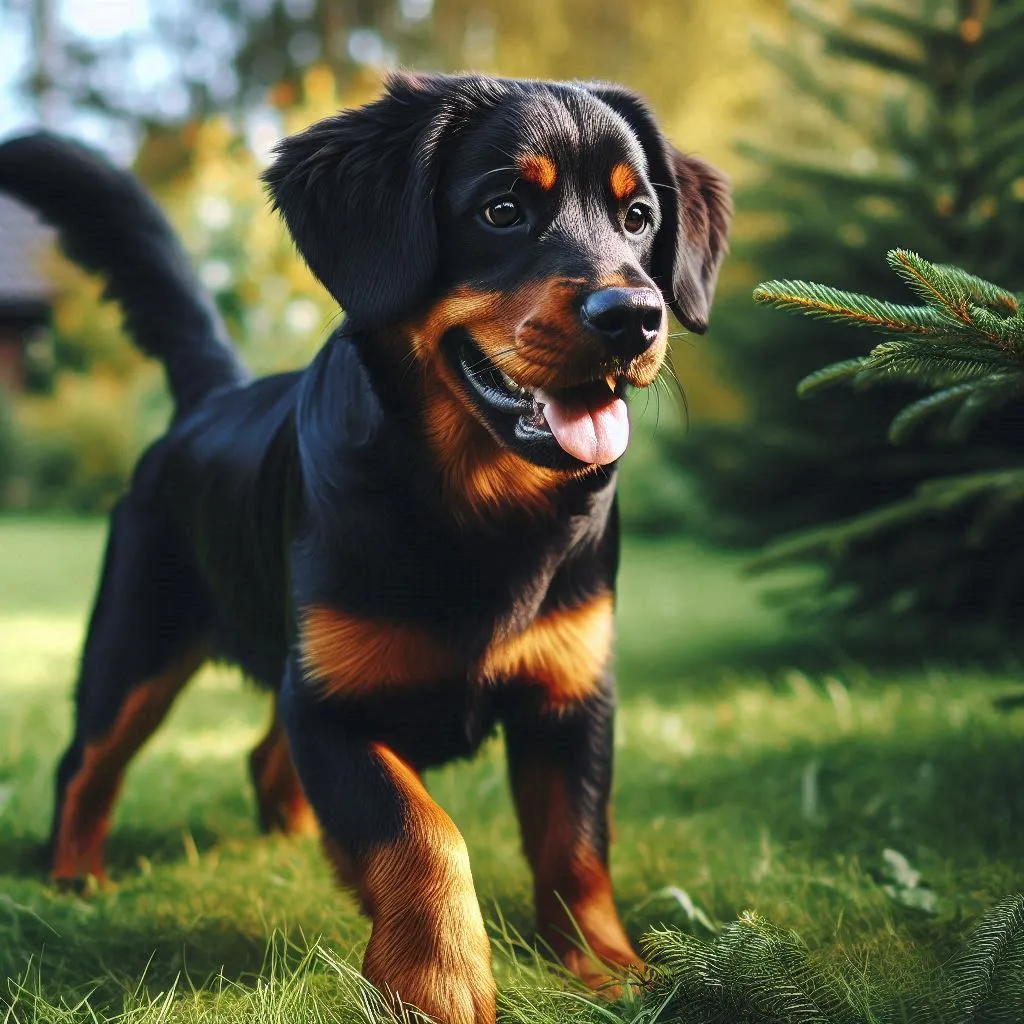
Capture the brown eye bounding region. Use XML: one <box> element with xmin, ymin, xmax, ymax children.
<box><xmin>482</xmin><ymin>197</ymin><xmax>523</xmax><ymax>228</ymax></box>
<box><xmin>623</xmin><ymin>203</ymin><xmax>651</xmax><ymax>235</ymax></box>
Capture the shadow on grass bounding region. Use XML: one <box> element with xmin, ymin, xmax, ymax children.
<box><xmin>634</xmin><ymin>730</ymin><xmax>1024</xmax><ymax>863</ymax></box>
<box><xmin>619</xmin><ymin>619</ymin><xmax>1024</xmax><ymax>702</ymax></box>
<box><xmin>0</xmin><ymin>822</ymin><xmax>230</xmax><ymax>880</ymax></box>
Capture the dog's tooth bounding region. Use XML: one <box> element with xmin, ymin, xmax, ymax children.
<box><xmin>498</xmin><ymin>368</ymin><xmax>524</xmax><ymax>393</ymax></box>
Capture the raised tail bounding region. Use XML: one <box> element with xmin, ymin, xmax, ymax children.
<box><xmin>0</xmin><ymin>132</ymin><xmax>247</xmax><ymax>411</ymax></box>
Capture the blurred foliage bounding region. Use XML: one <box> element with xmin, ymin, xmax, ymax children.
<box><xmin>0</xmin><ymin>388</ymin><xmax>16</xmax><ymax>499</ymax></box>
<box><xmin>675</xmin><ymin>0</ymin><xmax>1024</xmax><ymax>540</ymax></box>
<box><xmin>28</xmin><ymin>0</ymin><xmax>778</xmax><ymax>145</ymax></box>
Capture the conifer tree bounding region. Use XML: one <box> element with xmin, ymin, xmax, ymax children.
<box><xmin>674</xmin><ymin>0</ymin><xmax>1024</xmax><ymax>642</ymax></box>
<box><xmin>753</xmin><ymin>252</ymin><xmax>1024</xmax><ymax>641</ymax></box>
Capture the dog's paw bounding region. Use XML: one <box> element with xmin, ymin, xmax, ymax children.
<box><xmin>371</xmin><ymin>966</ymin><xmax>496</xmax><ymax>1024</ymax></box>
<box><xmin>51</xmin><ymin>871</ymin><xmax>107</xmax><ymax>896</ymax></box>
<box><xmin>561</xmin><ymin>945</ymin><xmax>647</xmax><ymax>1000</ymax></box>
<box><xmin>363</xmin><ymin>917</ymin><xmax>496</xmax><ymax>1024</ymax></box>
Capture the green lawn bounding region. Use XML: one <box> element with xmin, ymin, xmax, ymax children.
<box><xmin>1</xmin><ymin>517</ymin><xmax>1023</xmax><ymax>1021</ymax></box>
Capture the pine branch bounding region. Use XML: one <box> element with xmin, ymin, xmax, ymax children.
<box><xmin>751</xmin><ymin>470</ymin><xmax>1024</xmax><ymax>571</ymax></box>
<box><xmin>797</xmin><ymin>358</ymin><xmax>869</xmax><ymax>396</ymax></box>
<box><xmin>789</xmin><ymin>4</ymin><xmax>927</xmax><ymax>80</ymax></box>
<box><xmin>637</xmin><ymin>894</ymin><xmax>1024</xmax><ymax>1024</ymax></box>
<box><xmin>947</xmin><ymin>377</ymin><xmax>1024</xmax><ymax>440</ymax></box>
<box><xmin>850</xmin><ymin>3</ymin><xmax>962</xmax><ymax>45</ymax></box>
<box><xmin>642</xmin><ymin>915</ymin><xmax>849</xmax><ymax>1024</ymax></box>
<box><xmin>754</xmin><ymin>251</ymin><xmax>1024</xmax><ymax>442</ymax></box>
<box><xmin>733</xmin><ymin>150</ymin><xmax>918</xmax><ymax>203</ymax></box>
<box><xmin>930</xmin><ymin>263</ymin><xmax>1019</xmax><ymax>316</ymax></box>
<box><xmin>861</xmin><ymin>339</ymin><xmax>1019</xmax><ymax>387</ymax></box>
<box><xmin>675</xmin><ymin>0</ymin><xmax>1024</xmax><ymax>645</ymax></box>
<box><xmin>888</xmin><ymin>382</ymin><xmax>987</xmax><ymax>444</ymax></box>
<box><xmin>949</xmin><ymin>894</ymin><xmax>1024</xmax><ymax>1023</ymax></box>
<box><xmin>750</xmin><ymin>36</ymin><xmax>854</xmax><ymax>126</ymax></box>
<box><xmin>752</xmin><ymin>281</ymin><xmax>941</xmax><ymax>334</ymax></box>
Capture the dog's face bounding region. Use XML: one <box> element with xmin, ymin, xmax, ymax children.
<box><xmin>265</xmin><ymin>74</ymin><xmax>731</xmax><ymax>477</ymax></box>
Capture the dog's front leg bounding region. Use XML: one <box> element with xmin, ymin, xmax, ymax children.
<box><xmin>504</xmin><ymin>681</ymin><xmax>642</xmax><ymax>990</ymax></box>
<box><xmin>279</xmin><ymin>663</ymin><xmax>495</xmax><ymax>1024</ymax></box>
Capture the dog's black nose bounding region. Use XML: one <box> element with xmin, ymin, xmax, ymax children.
<box><xmin>580</xmin><ymin>287</ymin><xmax>664</xmax><ymax>360</ymax></box>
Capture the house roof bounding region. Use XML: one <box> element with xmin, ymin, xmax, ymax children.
<box><xmin>0</xmin><ymin>193</ymin><xmax>54</xmax><ymax>314</ymax></box>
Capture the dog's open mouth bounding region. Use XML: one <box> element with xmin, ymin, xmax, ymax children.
<box><xmin>444</xmin><ymin>331</ymin><xmax>630</xmax><ymax>470</ymax></box>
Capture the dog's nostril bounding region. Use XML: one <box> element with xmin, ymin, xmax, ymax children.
<box><xmin>581</xmin><ymin>287</ymin><xmax>663</xmax><ymax>359</ymax></box>
<box><xmin>640</xmin><ymin>308</ymin><xmax>663</xmax><ymax>335</ymax></box>
<box><xmin>592</xmin><ymin>307</ymin><xmax>630</xmax><ymax>334</ymax></box>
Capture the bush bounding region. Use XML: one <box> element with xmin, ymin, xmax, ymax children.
<box><xmin>6</xmin><ymin>369</ymin><xmax>168</xmax><ymax>513</ymax></box>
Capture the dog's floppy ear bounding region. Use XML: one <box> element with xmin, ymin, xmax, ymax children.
<box><xmin>263</xmin><ymin>73</ymin><xmax>453</xmax><ymax>329</ymax></box>
<box><xmin>585</xmin><ymin>83</ymin><xmax>732</xmax><ymax>334</ymax></box>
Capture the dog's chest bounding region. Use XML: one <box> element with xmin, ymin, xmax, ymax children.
<box><xmin>291</xmin><ymin>475</ymin><xmax>618</xmax><ymax>729</ymax></box>
<box><xmin>298</xmin><ymin>587</ymin><xmax>613</xmax><ymax>707</ymax></box>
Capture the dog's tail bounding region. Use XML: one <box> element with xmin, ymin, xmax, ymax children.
<box><xmin>0</xmin><ymin>132</ymin><xmax>247</xmax><ymax>412</ymax></box>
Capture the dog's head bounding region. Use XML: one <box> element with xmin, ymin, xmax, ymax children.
<box><xmin>265</xmin><ymin>73</ymin><xmax>730</xmax><ymax>483</ymax></box>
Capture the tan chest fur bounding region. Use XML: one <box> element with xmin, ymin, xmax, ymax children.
<box><xmin>300</xmin><ymin>591</ymin><xmax>613</xmax><ymax>707</ymax></box>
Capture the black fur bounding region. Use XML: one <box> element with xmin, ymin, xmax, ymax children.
<box><xmin>0</xmin><ymin>73</ymin><xmax>731</xmax><ymax>1019</ymax></box>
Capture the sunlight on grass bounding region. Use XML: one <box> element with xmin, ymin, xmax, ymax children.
<box><xmin>2</xmin><ymin>518</ymin><xmax>1024</xmax><ymax>1021</ymax></box>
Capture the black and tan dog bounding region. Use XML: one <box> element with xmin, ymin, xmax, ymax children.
<box><xmin>0</xmin><ymin>73</ymin><xmax>730</xmax><ymax>1023</ymax></box>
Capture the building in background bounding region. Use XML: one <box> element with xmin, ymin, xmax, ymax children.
<box><xmin>0</xmin><ymin>194</ymin><xmax>52</xmax><ymax>391</ymax></box>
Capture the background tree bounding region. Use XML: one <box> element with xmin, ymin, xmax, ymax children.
<box><xmin>668</xmin><ymin>0</ymin><xmax>1024</xmax><ymax>568</ymax></box>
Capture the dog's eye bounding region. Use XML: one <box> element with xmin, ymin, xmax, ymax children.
<box><xmin>481</xmin><ymin>197</ymin><xmax>523</xmax><ymax>229</ymax></box>
<box><xmin>623</xmin><ymin>203</ymin><xmax>651</xmax><ymax>235</ymax></box>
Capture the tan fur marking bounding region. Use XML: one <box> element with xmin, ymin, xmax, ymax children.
<box><xmin>52</xmin><ymin>644</ymin><xmax>207</xmax><ymax>882</ymax></box>
<box><xmin>420</xmin><ymin>377</ymin><xmax>568</xmax><ymax>520</ymax></box>
<box><xmin>512</xmin><ymin>765</ymin><xmax>641</xmax><ymax>990</ymax></box>
<box><xmin>302</xmin><ymin>595</ymin><xmax>612</xmax><ymax>706</ymax></box>
<box><xmin>300</xmin><ymin>607</ymin><xmax>457</xmax><ymax>696</ymax></box>
<box><xmin>480</xmin><ymin>592</ymin><xmax>614</xmax><ymax>705</ymax></box>
<box><xmin>325</xmin><ymin>745</ymin><xmax>496</xmax><ymax>1024</ymax></box>
<box><xmin>517</xmin><ymin>153</ymin><xmax>557</xmax><ymax>191</ymax></box>
<box><xmin>609</xmin><ymin>162</ymin><xmax>637</xmax><ymax>201</ymax></box>
<box><xmin>404</xmin><ymin>284</ymin><xmax>601</xmax><ymax>522</ymax></box>
<box><xmin>250</xmin><ymin>710</ymin><xmax>318</xmax><ymax>836</ymax></box>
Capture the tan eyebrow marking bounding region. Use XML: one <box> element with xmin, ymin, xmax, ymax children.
<box><xmin>517</xmin><ymin>154</ymin><xmax>557</xmax><ymax>191</ymax></box>
<box><xmin>610</xmin><ymin>162</ymin><xmax>638</xmax><ymax>201</ymax></box>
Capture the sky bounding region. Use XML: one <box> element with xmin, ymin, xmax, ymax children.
<box><xmin>1</xmin><ymin>0</ymin><xmax>158</xmax><ymax>156</ymax></box>
<box><xmin>0</xmin><ymin>5</ymin><xmax>32</xmax><ymax>137</ymax></box>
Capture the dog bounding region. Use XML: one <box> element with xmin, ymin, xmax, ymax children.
<box><xmin>0</xmin><ymin>72</ymin><xmax>730</xmax><ymax>1024</ymax></box>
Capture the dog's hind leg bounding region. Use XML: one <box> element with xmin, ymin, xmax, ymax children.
<box><xmin>249</xmin><ymin>706</ymin><xmax>318</xmax><ymax>837</ymax></box>
<box><xmin>50</xmin><ymin>496</ymin><xmax>212</xmax><ymax>885</ymax></box>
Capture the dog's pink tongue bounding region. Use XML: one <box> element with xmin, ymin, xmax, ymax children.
<box><xmin>535</xmin><ymin>388</ymin><xmax>630</xmax><ymax>465</ymax></box>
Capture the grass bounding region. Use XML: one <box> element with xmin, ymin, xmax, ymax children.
<box><xmin>1</xmin><ymin>516</ymin><xmax>1024</xmax><ymax>1020</ymax></box>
